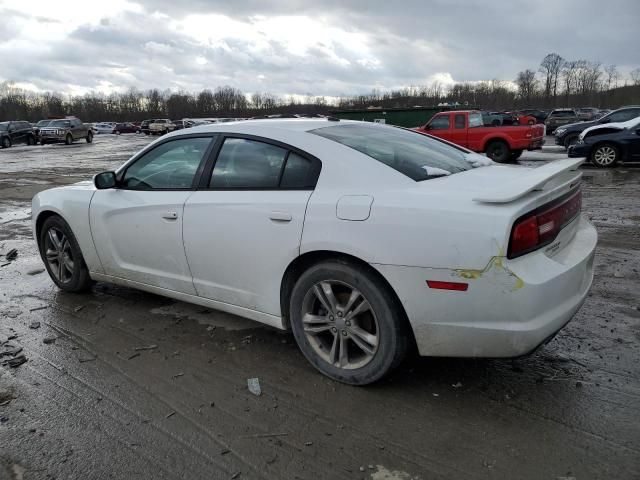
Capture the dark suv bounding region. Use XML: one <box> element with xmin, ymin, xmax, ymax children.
<box><xmin>0</xmin><ymin>121</ymin><xmax>36</xmax><ymax>148</ymax></box>
<box><xmin>554</xmin><ymin>106</ymin><xmax>640</xmax><ymax>149</ymax></box>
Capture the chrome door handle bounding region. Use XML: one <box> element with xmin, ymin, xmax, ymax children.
<box><xmin>269</xmin><ymin>211</ymin><xmax>292</xmax><ymax>222</ymax></box>
<box><xmin>162</xmin><ymin>211</ymin><xmax>178</xmax><ymax>220</ymax></box>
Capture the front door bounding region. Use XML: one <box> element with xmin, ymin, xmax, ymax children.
<box><xmin>90</xmin><ymin>135</ymin><xmax>215</xmax><ymax>294</ymax></box>
<box><xmin>183</xmin><ymin>136</ymin><xmax>321</xmax><ymax>316</ymax></box>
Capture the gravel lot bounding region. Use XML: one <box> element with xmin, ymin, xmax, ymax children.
<box><xmin>0</xmin><ymin>134</ymin><xmax>639</xmax><ymax>479</ymax></box>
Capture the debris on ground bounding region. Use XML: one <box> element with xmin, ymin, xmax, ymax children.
<box><xmin>128</xmin><ymin>352</ymin><xmax>141</xmax><ymax>360</ymax></box>
<box><xmin>247</xmin><ymin>378</ymin><xmax>261</xmax><ymax>396</ymax></box>
<box><xmin>42</xmin><ymin>336</ymin><xmax>56</xmax><ymax>345</ymax></box>
<box><xmin>4</xmin><ymin>248</ymin><xmax>18</xmax><ymax>261</ymax></box>
<box><xmin>165</xmin><ymin>411</ymin><xmax>176</xmax><ymax>419</ymax></box>
<box><xmin>134</xmin><ymin>344</ymin><xmax>158</xmax><ymax>351</ymax></box>
<box><xmin>74</xmin><ymin>305</ymin><xmax>85</xmax><ymax>312</ymax></box>
<box><xmin>172</xmin><ymin>372</ymin><xmax>184</xmax><ymax>378</ymax></box>
<box><xmin>78</xmin><ymin>356</ymin><xmax>97</xmax><ymax>363</ymax></box>
<box><xmin>29</xmin><ymin>322</ymin><xmax>41</xmax><ymax>330</ymax></box>
<box><xmin>2</xmin><ymin>355</ymin><xmax>27</xmax><ymax>368</ymax></box>
<box><xmin>452</xmin><ymin>382</ymin><xmax>463</xmax><ymax>389</ymax></box>
<box><xmin>29</xmin><ymin>306</ymin><xmax>48</xmax><ymax>312</ymax></box>
<box><xmin>27</xmin><ymin>268</ymin><xmax>45</xmax><ymax>276</ymax></box>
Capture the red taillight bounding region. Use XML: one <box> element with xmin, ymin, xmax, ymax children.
<box><xmin>508</xmin><ymin>189</ymin><xmax>582</xmax><ymax>259</ymax></box>
<box><xmin>426</xmin><ymin>280</ymin><xmax>469</xmax><ymax>291</ymax></box>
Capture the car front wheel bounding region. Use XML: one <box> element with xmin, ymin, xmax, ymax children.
<box><xmin>289</xmin><ymin>260</ymin><xmax>409</xmax><ymax>385</ymax></box>
<box><xmin>591</xmin><ymin>143</ymin><xmax>619</xmax><ymax>168</ymax></box>
<box><xmin>86</xmin><ymin>132</ymin><xmax>93</xmax><ymax>143</ymax></box>
<box><xmin>65</xmin><ymin>134</ymin><xmax>73</xmax><ymax>145</ymax></box>
<box><xmin>39</xmin><ymin>216</ymin><xmax>92</xmax><ymax>292</ymax></box>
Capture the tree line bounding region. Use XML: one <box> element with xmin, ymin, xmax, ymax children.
<box><xmin>1</xmin><ymin>53</ymin><xmax>638</xmax><ymax>122</ymax></box>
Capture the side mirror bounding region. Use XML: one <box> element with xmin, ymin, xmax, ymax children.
<box><xmin>94</xmin><ymin>171</ymin><xmax>117</xmax><ymax>189</ymax></box>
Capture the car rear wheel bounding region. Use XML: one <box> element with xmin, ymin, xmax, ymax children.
<box><xmin>509</xmin><ymin>149</ymin><xmax>523</xmax><ymax>161</ymax></box>
<box><xmin>485</xmin><ymin>140</ymin><xmax>510</xmax><ymax>163</ymax></box>
<box><xmin>1</xmin><ymin>137</ymin><xmax>11</xmax><ymax>148</ymax></box>
<box><xmin>39</xmin><ymin>216</ymin><xmax>92</xmax><ymax>292</ymax></box>
<box><xmin>86</xmin><ymin>131</ymin><xmax>93</xmax><ymax>143</ymax></box>
<box><xmin>289</xmin><ymin>260</ymin><xmax>409</xmax><ymax>385</ymax></box>
<box><xmin>65</xmin><ymin>134</ymin><xmax>73</xmax><ymax>145</ymax></box>
<box><xmin>563</xmin><ymin>134</ymin><xmax>579</xmax><ymax>149</ymax></box>
<box><xmin>591</xmin><ymin>143</ymin><xmax>619</xmax><ymax>168</ymax></box>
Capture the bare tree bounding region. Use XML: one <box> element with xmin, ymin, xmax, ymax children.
<box><xmin>630</xmin><ymin>68</ymin><xmax>640</xmax><ymax>86</ymax></box>
<box><xmin>516</xmin><ymin>69</ymin><xmax>538</xmax><ymax>105</ymax></box>
<box><xmin>604</xmin><ymin>65</ymin><xmax>620</xmax><ymax>91</ymax></box>
<box><xmin>539</xmin><ymin>53</ymin><xmax>564</xmax><ymax>103</ymax></box>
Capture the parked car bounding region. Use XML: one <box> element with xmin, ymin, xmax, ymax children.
<box><xmin>414</xmin><ymin>110</ymin><xmax>544</xmax><ymax>162</ymax></box>
<box><xmin>149</xmin><ymin>119</ymin><xmax>176</xmax><ymax>135</ymax></box>
<box><xmin>576</xmin><ymin>108</ymin><xmax>600</xmax><ymax>121</ymax></box>
<box><xmin>113</xmin><ymin>123</ymin><xmax>140</xmax><ymax>134</ymax></box>
<box><xmin>0</xmin><ymin>121</ymin><xmax>37</xmax><ymax>148</ymax></box>
<box><xmin>517</xmin><ymin>109</ymin><xmax>548</xmax><ymax>124</ymax></box>
<box><xmin>94</xmin><ymin>123</ymin><xmax>116</xmax><ymax>134</ymax></box>
<box><xmin>568</xmin><ymin>117</ymin><xmax>640</xmax><ymax>167</ymax></box>
<box><xmin>554</xmin><ymin>106</ymin><xmax>640</xmax><ymax>148</ymax></box>
<box><xmin>33</xmin><ymin>119</ymin><xmax>54</xmax><ymax>140</ymax></box>
<box><xmin>172</xmin><ymin>120</ymin><xmax>191</xmax><ymax>130</ymax></box>
<box><xmin>545</xmin><ymin>109</ymin><xmax>579</xmax><ymax>134</ymax></box>
<box><xmin>139</xmin><ymin>120</ymin><xmax>153</xmax><ymax>135</ymax></box>
<box><xmin>31</xmin><ymin>119</ymin><xmax>596</xmax><ymax>384</ymax></box>
<box><xmin>39</xmin><ymin>118</ymin><xmax>93</xmax><ymax>145</ymax></box>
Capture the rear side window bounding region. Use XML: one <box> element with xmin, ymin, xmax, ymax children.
<box><xmin>210</xmin><ymin>138</ymin><xmax>287</xmax><ymax>189</ymax></box>
<box><xmin>608</xmin><ymin>109</ymin><xmax>640</xmax><ymax>122</ymax></box>
<box><xmin>429</xmin><ymin>115</ymin><xmax>450</xmax><ymax>130</ymax></box>
<box><xmin>280</xmin><ymin>152</ymin><xmax>319</xmax><ymax>188</ymax></box>
<box><xmin>311</xmin><ymin>123</ymin><xmax>474</xmax><ymax>181</ymax></box>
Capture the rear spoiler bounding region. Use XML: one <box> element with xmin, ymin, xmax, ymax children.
<box><xmin>473</xmin><ymin>158</ymin><xmax>584</xmax><ymax>203</ymax></box>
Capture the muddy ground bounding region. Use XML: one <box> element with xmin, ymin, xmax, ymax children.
<box><xmin>0</xmin><ymin>134</ymin><xmax>639</xmax><ymax>480</ymax></box>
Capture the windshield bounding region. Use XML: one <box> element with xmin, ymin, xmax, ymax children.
<box><xmin>0</xmin><ymin>122</ymin><xmax>7</xmax><ymax>131</ymax></box>
<box><xmin>311</xmin><ymin>123</ymin><xmax>476</xmax><ymax>181</ymax></box>
<box><xmin>49</xmin><ymin>120</ymin><xmax>70</xmax><ymax>127</ymax></box>
<box><xmin>36</xmin><ymin>120</ymin><xmax>52</xmax><ymax>127</ymax></box>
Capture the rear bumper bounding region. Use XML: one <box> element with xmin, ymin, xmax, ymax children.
<box><xmin>526</xmin><ymin>138</ymin><xmax>544</xmax><ymax>150</ymax></box>
<box><xmin>374</xmin><ymin>216</ymin><xmax>597</xmax><ymax>357</ymax></box>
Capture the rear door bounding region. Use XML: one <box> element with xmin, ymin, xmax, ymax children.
<box><xmin>90</xmin><ymin>135</ymin><xmax>216</xmax><ymax>293</ymax></box>
<box><xmin>183</xmin><ymin>135</ymin><xmax>321</xmax><ymax>316</ymax></box>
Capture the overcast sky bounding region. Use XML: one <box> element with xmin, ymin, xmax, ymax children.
<box><xmin>0</xmin><ymin>0</ymin><xmax>637</xmax><ymax>98</ymax></box>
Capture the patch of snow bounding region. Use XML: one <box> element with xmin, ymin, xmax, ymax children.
<box><xmin>422</xmin><ymin>166</ymin><xmax>451</xmax><ymax>176</ymax></box>
<box><xmin>464</xmin><ymin>152</ymin><xmax>494</xmax><ymax>167</ymax></box>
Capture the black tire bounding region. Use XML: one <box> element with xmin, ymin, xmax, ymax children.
<box><xmin>485</xmin><ymin>140</ymin><xmax>510</xmax><ymax>163</ymax></box>
<box><xmin>1</xmin><ymin>137</ymin><xmax>10</xmax><ymax>148</ymax></box>
<box><xmin>65</xmin><ymin>134</ymin><xmax>73</xmax><ymax>145</ymax></box>
<box><xmin>40</xmin><ymin>140</ymin><xmax>47</xmax><ymax>145</ymax></box>
<box><xmin>509</xmin><ymin>149</ymin><xmax>523</xmax><ymax>161</ymax></box>
<box><xmin>590</xmin><ymin>143</ymin><xmax>619</xmax><ymax>168</ymax></box>
<box><xmin>144</xmin><ymin>131</ymin><xmax>149</xmax><ymax>135</ymax></box>
<box><xmin>27</xmin><ymin>135</ymin><xmax>36</xmax><ymax>146</ymax></box>
<box><xmin>38</xmin><ymin>215</ymin><xmax>92</xmax><ymax>293</ymax></box>
<box><xmin>86</xmin><ymin>131</ymin><xmax>93</xmax><ymax>143</ymax></box>
<box><xmin>563</xmin><ymin>134</ymin><xmax>579</xmax><ymax>149</ymax></box>
<box><xmin>289</xmin><ymin>260</ymin><xmax>409</xmax><ymax>385</ymax></box>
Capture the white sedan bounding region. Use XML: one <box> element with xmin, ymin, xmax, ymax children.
<box><xmin>94</xmin><ymin>123</ymin><xmax>116</xmax><ymax>134</ymax></box>
<box><xmin>32</xmin><ymin>119</ymin><xmax>597</xmax><ymax>384</ymax></box>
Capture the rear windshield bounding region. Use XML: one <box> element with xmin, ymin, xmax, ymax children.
<box><xmin>551</xmin><ymin>110</ymin><xmax>575</xmax><ymax>116</ymax></box>
<box><xmin>311</xmin><ymin>123</ymin><xmax>475</xmax><ymax>181</ymax></box>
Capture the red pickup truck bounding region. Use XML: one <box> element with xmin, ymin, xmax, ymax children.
<box><xmin>414</xmin><ymin>110</ymin><xmax>544</xmax><ymax>162</ymax></box>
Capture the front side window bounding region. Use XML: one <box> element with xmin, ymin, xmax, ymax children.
<box><xmin>210</xmin><ymin>138</ymin><xmax>287</xmax><ymax>189</ymax></box>
<box><xmin>122</xmin><ymin>137</ymin><xmax>212</xmax><ymax>190</ymax></box>
<box><xmin>429</xmin><ymin>115</ymin><xmax>450</xmax><ymax>130</ymax></box>
<box><xmin>607</xmin><ymin>110</ymin><xmax>639</xmax><ymax>123</ymax></box>
<box><xmin>454</xmin><ymin>114</ymin><xmax>465</xmax><ymax>129</ymax></box>
<box><xmin>312</xmin><ymin>123</ymin><xmax>475</xmax><ymax>181</ymax></box>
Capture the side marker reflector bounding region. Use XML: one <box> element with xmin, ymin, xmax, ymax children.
<box><xmin>426</xmin><ymin>280</ymin><xmax>468</xmax><ymax>291</ymax></box>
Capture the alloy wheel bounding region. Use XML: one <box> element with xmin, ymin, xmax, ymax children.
<box><xmin>44</xmin><ymin>227</ymin><xmax>74</xmax><ymax>284</ymax></box>
<box><xmin>301</xmin><ymin>280</ymin><xmax>379</xmax><ymax>369</ymax></box>
<box><xmin>594</xmin><ymin>146</ymin><xmax>616</xmax><ymax>166</ymax></box>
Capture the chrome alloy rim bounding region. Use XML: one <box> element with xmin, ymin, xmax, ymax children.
<box><xmin>594</xmin><ymin>146</ymin><xmax>616</xmax><ymax>165</ymax></box>
<box><xmin>301</xmin><ymin>280</ymin><xmax>379</xmax><ymax>369</ymax></box>
<box><xmin>44</xmin><ymin>227</ymin><xmax>74</xmax><ymax>283</ymax></box>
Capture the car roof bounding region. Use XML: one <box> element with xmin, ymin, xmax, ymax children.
<box><xmin>183</xmin><ymin>118</ymin><xmax>351</xmax><ymax>134</ymax></box>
